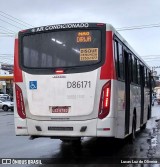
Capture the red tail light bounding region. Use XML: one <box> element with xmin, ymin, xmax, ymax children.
<box><xmin>55</xmin><ymin>69</ymin><xmax>64</xmax><ymax>74</ymax></box>
<box><xmin>14</xmin><ymin>39</ymin><xmax>23</xmax><ymax>82</ymax></box>
<box><xmin>15</xmin><ymin>84</ymin><xmax>26</xmax><ymax>119</ymax></box>
<box><xmin>98</xmin><ymin>81</ymin><xmax>111</xmax><ymax>119</ymax></box>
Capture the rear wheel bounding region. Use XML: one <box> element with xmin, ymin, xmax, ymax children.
<box><xmin>71</xmin><ymin>138</ymin><xmax>81</xmax><ymax>145</ymax></box>
<box><xmin>140</xmin><ymin>123</ymin><xmax>146</xmax><ymax>130</ymax></box>
<box><xmin>3</xmin><ymin>105</ymin><xmax>8</xmax><ymax>111</ymax></box>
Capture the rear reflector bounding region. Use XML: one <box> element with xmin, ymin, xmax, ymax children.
<box><xmin>35</xmin><ymin>126</ymin><xmax>42</xmax><ymax>131</ymax></box>
<box><xmin>15</xmin><ymin>84</ymin><xmax>26</xmax><ymax>119</ymax></box>
<box><xmin>17</xmin><ymin>126</ymin><xmax>27</xmax><ymax>129</ymax></box>
<box><xmin>17</xmin><ymin>126</ymin><xmax>22</xmax><ymax>129</ymax></box>
<box><xmin>98</xmin><ymin>81</ymin><xmax>111</xmax><ymax>119</ymax></box>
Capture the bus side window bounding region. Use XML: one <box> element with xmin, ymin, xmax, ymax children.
<box><xmin>140</xmin><ymin>65</ymin><xmax>145</xmax><ymax>87</ymax></box>
<box><xmin>129</xmin><ymin>54</ymin><xmax>133</xmax><ymax>83</ymax></box>
<box><xmin>145</xmin><ymin>68</ymin><xmax>147</xmax><ymax>87</ymax></box>
<box><xmin>114</xmin><ymin>40</ymin><xmax>119</xmax><ymax>78</ymax></box>
<box><xmin>146</xmin><ymin>69</ymin><xmax>150</xmax><ymax>88</ymax></box>
<box><xmin>118</xmin><ymin>43</ymin><xmax>124</xmax><ymax>80</ymax></box>
<box><xmin>137</xmin><ymin>61</ymin><xmax>140</xmax><ymax>85</ymax></box>
<box><xmin>133</xmin><ymin>57</ymin><xmax>138</xmax><ymax>84</ymax></box>
<box><xmin>131</xmin><ymin>55</ymin><xmax>134</xmax><ymax>83</ymax></box>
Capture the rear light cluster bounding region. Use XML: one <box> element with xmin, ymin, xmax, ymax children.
<box><xmin>98</xmin><ymin>81</ymin><xmax>111</xmax><ymax>119</ymax></box>
<box><xmin>14</xmin><ymin>39</ymin><xmax>23</xmax><ymax>82</ymax></box>
<box><xmin>15</xmin><ymin>84</ymin><xmax>26</xmax><ymax>119</ymax></box>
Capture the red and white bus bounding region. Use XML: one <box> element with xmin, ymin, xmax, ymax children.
<box><xmin>14</xmin><ymin>23</ymin><xmax>152</xmax><ymax>142</ymax></box>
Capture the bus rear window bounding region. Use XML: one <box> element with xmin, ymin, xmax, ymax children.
<box><xmin>21</xmin><ymin>30</ymin><xmax>102</xmax><ymax>70</ymax></box>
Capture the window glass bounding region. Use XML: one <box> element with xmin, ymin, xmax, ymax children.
<box><xmin>133</xmin><ymin>57</ymin><xmax>138</xmax><ymax>84</ymax></box>
<box><xmin>22</xmin><ymin>30</ymin><xmax>102</xmax><ymax>68</ymax></box>
<box><xmin>114</xmin><ymin>41</ymin><xmax>119</xmax><ymax>78</ymax></box>
<box><xmin>132</xmin><ymin>56</ymin><xmax>135</xmax><ymax>83</ymax></box>
<box><xmin>118</xmin><ymin>43</ymin><xmax>124</xmax><ymax>80</ymax></box>
<box><xmin>146</xmin><ymin>70</ymin><xmax>150</xmax><ymax>88</ymax></box>
<box><xmin>137</xmin><ymin>61</ymin><xmax>140</xmax><ymax>85</ymax></box>
<box><xmin>145</xmin><ymin>68</ymin><xmax>147</xmax><ymax>87</ymax></box>
<box><xmin>129</xmin><ymin>54</ymin><xmax>133</xmax><ymax>82</ymax></box>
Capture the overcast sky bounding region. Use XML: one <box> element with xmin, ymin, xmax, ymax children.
<box><xmin>0</xmin><ymin>0</ymin><xmax>160</xmax><ymax>72</ymax></box>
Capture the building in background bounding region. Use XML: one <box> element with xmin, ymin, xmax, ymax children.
<box><xmin>152</xmin><ymin>68</ymin><xmax>160</xmax><ymax>87</ymax></box>
<box><xmin>0</xmin><ymin>69</ymin><xmax>9</xmax><ymax>94</ymax></box>
<box><xmin>0</xmin><ymin>63</ymin><xmax>13</xmax><ymax>95</ymax></box>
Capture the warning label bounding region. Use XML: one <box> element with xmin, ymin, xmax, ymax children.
<box><xmin>80</xmin><ymin>48</ymin><xmax>98</xmax><ymax>61</ymax></box>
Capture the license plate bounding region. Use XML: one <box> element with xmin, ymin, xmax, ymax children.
<box><xmin>51</xmin><ymin>106</ymin><xmax>70</xmax><ymax>113</ymax></box>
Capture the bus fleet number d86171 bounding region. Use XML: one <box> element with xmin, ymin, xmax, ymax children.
<box><xmin>67</xmin><ymin>81</ymin><xmax>91</xmax><ymax>88</ymax></box>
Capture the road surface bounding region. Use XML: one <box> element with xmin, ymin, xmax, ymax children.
<box><xmin>0</xmin><ymin>104</ymin><xmax>160</xmax><ymax>166</ymax></box>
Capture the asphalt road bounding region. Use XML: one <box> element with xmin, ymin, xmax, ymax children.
<box><xmin>0</xmin><ymin>104</ymin><xmax>160</xmax><ymax>167</ymax></box>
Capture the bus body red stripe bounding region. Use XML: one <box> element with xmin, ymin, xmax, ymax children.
<box><xmin>14</xmin><ymin>39</ymin><xmax>23</xmax><ymax>82</ymax></box>
<box><xmin>100</xmin><ymin>31</ymin><xmax>116</xmax><ymax>80</ymax></box>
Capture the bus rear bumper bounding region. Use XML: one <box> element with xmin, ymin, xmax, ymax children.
<box><xmin>26</xmin><ymin>118</ymin><xmax>115</xmax><ymax>137</ymax></box>
<box><xmin>15</xmin><ymin>117</ymin><xmax>28</xmax><ymax>135</ymax></box>
<box><xmin>27</xmin><ymin>118</ymin><xmax>97</xmax><ymax>137</ymax></box>
<box><xmin>97</xmin><ymin>117</ymin><xmax>115</xmax><ymax>137</ymax></box>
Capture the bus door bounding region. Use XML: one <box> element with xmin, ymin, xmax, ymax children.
<box><xmin>140</xmin><ymin>65</ymin><xmax>145</xmax><ymax>125</ymax></box>
<box><xmin>124</xmin><ymin>50</ymin><xmax>130</xmax><ymax>135</ymax></box>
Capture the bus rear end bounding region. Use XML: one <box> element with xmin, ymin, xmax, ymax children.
<box><xmin>14</xmin><ymin>23</ymin><xmax>115</xmax><ymax>139</ymax></box>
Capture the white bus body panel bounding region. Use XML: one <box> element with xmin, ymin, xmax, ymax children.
<box><xmin>24</xmin><ymin>70</ymin><xmax>98</xmax><ymax>119</ymax></box>
<box><xmin>97</xmin><ymin>117</ymin><xmax>115</xmax><ymax>137</ymax></box>
<box><xmin>113</xmin><ymin>80</ymin><xmax>125</xmax><ymax>138</ymax></box>
<box><xmin>15</xmin><ymin>117</ymin><xmax>28</xmax><ymax>135</ymax></box>
<box><xmin>115</xmin><ymin>79</ymin><xmax>150</xmax><ymax>138</ymax></box>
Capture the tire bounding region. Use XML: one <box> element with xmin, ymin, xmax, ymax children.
<box><xmin>141</xmin><ymin>123</ymin><xmax>146</xmax><ymax>130</ymax></box>
<box><xmin>71</xmin><ymin>138</ymin><xmax>81</xmax><ymax>149</ymax></box>
<box><xmin>3</xmin><ymin>105</ymin><xmax>8</xmax><ymax>111</ymax></box>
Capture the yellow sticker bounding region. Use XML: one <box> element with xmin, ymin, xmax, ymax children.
<box><xmin>80</xmin><ymin>48</ymin><xmax>98</xmax><ymax>61</ymax></box>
